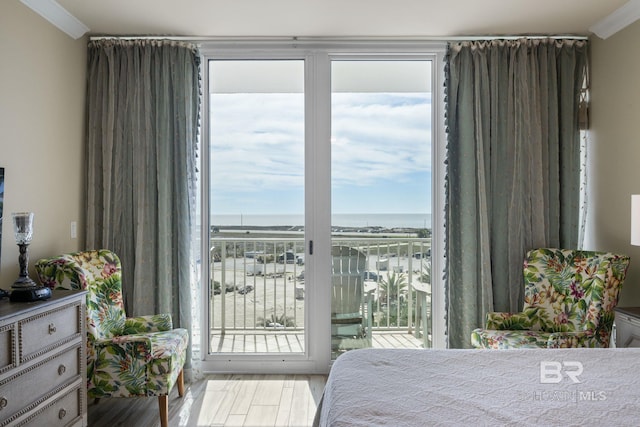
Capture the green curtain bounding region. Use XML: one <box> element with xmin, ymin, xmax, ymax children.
<box><xmin>85</xmin><ymin>39</ymin><xmax>200</xmax><ymax>366</ymax></box>
<box><xmin>445</xmin><ymin>38</ymin><xmax>588</xmax><ymax>348</ymax></box>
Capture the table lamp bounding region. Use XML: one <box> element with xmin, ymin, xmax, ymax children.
<box><xmin>9</xmin><ymin>212</ymin><xmax>51</xmax><ymax>302</ymax></box>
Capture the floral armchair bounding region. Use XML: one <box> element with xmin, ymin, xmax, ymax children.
<box><xmin>35</xmin><ymin>249</ymin><xmax>188</xmax><ymax>427</ymax></box>
<box><xmin>471</xmin><ymin>248</ymin><xmax>630</xmax><ymax>349</ymax></box>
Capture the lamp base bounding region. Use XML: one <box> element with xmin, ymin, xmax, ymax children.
<box><xmin>10</xmin><ymin>287</ymin><xmax>52</xmax><ymax>302</ymax></box>
<box><xmin>12</xmin><ymin>275</ymin><xmax>37</xmax><ymax>288</ymax></box>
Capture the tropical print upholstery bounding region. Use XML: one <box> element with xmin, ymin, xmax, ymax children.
<box><xmin>471</xmin><ymin>248</ymin><xmax>630</xmax><ymax>349</ymax></box>
<box><xmin>35</xmin><ymin>249</ymin><xmax>188</xmax><ymax>398</ymax></box>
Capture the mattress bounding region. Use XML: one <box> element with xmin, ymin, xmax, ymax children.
<box><xmin>314</xmin><ymin>347</ymin><xmax>640</xmax><ymax>426</ymax></box>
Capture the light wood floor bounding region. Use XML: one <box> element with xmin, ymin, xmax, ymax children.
<box><xmin>88</xmin><ymin>374</ymin><xmax>326</xmax><ymax>427</ymax></box>
<box><xmin>88</xmin><ymin>332</ymin><xmax>423</xmax><ymax>426</ymax></box>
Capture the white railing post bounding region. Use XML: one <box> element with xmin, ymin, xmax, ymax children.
<box><xmin>220</xmin><ymin>243</ymin><xmax>226</xmax><ymax>333</ymax></box>
<box><xmin>408</xmin><ymin>241</ymin><xmax>414</xmax><ymax>334</ymax></box>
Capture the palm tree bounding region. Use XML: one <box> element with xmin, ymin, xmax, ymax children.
<box><xmin>378</xmin><ymin>271</ymin><xmax>408</xmax><ymax>302</ymax></box>
<box><xmin>419</xmin><ymin>262</ymin><xmax>431</xmax><ymax>284</ymax></box>
<box><xmin>376</xmin><ymin>272</ymin><xmax>410</xmax><ymax>327</ymax></box>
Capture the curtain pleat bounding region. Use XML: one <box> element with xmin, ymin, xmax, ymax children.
<box><xmin>445</xmin><ymin>39</ymin><xmax>588</xmax><ymax>348</ymax></box>
<box><xmin>85</xmin><ymin>39</ymin><xmax>201</xmax><ymax>369</ymax></box>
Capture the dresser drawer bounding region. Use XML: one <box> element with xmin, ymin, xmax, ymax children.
<box><xmin>0</xmin><ymin>345</ymin><xmax>81</xmax><ymax>423</ymax></box>
<box><xmin>19</xmin><ymin>302</ymin><xmax>82</xmax><ymax>362</ymax></box>
<box><xmin>0</xmin><ymin>325</ymin><xmax>15</xmax><ymax>374</ymax></box>
<box><xmin>15</xmin><ymin>385</ymin><xmax>82</xmax><ymax>427</ymax></box>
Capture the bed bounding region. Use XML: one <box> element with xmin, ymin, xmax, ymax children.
<box><xmin>314</xmin><ymin>347</ymin><xmax>640</xmax><ymax>426</ymax></box>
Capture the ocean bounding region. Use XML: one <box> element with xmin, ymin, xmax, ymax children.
<box><xmin>212</xmin><ymin>213</ymin><xmax>431</xmax><ymax>229</ymax></box>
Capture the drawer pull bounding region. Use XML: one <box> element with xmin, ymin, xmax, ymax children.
<box><xmin>0</xmin><ymin>397</ymin><xmax>7</xmax><ymax>410</ymax></box>
<box><xmin>58</xmin><ymin>364</ymin><xmax>66</xmax><ymax>375</ymax></box>
<box><xmin>58</xmin><ymin>408</ymin><xmax>67</xmax><ymax>419</ymax></box>
<box><xmin>48</xmin><ymin>323</ymin><xmax>57</xmax><ymax>334</ymax></box>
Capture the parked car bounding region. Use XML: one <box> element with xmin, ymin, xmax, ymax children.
<box><xmin>277</xmin><ymin>251</ymin><xmax>296</xmax><ymax>263</ymax></box>
<box><xmin>364</xmin><ymin>271</ymin><xmax>382</xmax><ymax>281</ymax></box>
<box><xmin>414</xmin><ymin>250</ymin><xmax>431</xmax><ymax>259</ymax></box>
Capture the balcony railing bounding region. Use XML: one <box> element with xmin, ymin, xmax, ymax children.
<box><xmin>209</xmin><ymin>237</ymin><xmax>431</xmax><ymax>348</ymax></box>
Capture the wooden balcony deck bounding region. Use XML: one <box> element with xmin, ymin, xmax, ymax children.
<box><xmin>210</xmin><ymin>329</ymin><xmax>425</xmax><ymax>353</ymax></box>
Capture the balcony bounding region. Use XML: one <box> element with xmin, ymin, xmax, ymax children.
<box><xmin>209</xmin><ymin>236</ymin><xmax>432</xmax><ymax>356</ymax></box>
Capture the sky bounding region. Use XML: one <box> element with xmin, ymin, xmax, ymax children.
<box><xmin>209</xmin><ymin>91</ymin><xmax>432</xmax><ymax>216</ymax></box>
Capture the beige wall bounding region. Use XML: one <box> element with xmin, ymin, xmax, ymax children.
<box><xmin>0</xmin><ymin>1</ymin><xmax>86</xmax><ymax>287</ymax></box>
<box><xmin>590</xmin><ymin>21</ymin><xmax>640</xmax><ymax>306</ymax></box>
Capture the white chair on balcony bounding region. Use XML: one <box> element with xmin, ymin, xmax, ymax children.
<box><xmin>331</xmin><ymin>246</ymin><xmax>373</xmax><ymax>351</ymax></box>
<box><xmin>412</xmin><ymin>281</ymin><xmax>432</xmax><ymax>348</ymax></box>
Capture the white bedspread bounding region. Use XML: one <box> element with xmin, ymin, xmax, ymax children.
<box><xmin>314</xmin><ymin>347</ymin><xmax>640</xmax><ymax>426</ymax></box>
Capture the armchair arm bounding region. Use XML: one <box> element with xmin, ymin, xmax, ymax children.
<box><xmin>124</xmin><ymin>314</ymin><xmax>173</xmax><ymax>334</ymax></box>
<box><xmin>364</xmin><ymin>290</ymin><xmax>373</xmax><ymax>328</ymax></box>
<box><xmin>547</xmin><ymin>331</ymin><xmax>600</xmax><ymax>348</ymax></box>
<box><xmin>485</xmin><ymin>312</ymin><xmax>532</xmax><ymax>330</ymax></box>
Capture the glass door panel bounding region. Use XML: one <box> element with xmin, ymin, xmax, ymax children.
<box><xmin>330</xmin><ymin>59</ymin><xmax>433</xmax><ymax>359</ymax></box>
<box><xmin>208</xmin><ymin>60</ymin><xmax>306</xmax><ymax>355</ymax></box>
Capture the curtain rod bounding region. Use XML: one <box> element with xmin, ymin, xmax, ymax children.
<box><xmin>89</xmin><ymin>34</ymin><xmax>589</xmax><ymax>42</ymax></box>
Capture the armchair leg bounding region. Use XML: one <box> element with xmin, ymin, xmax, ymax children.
<box><xmin>177</xmin><ymin>369</ymin><xmax>185</xmax><ymax>397</ymax></box>
<box><xmin>158</xmin><ymin>395</ymin><xmax>168</xmax><ymax>427</ymax></box>
<box><xmin>157</xmin><ymin>370</ymin><xmax>184</xmax><ymax>427</ymax></box>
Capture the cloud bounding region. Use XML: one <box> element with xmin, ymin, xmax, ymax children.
<box><xmin>333</xmin><ymin>93</ymin><xmax>431</xmax><ymax>188</ymax></box>
<box><xmin>210</xmin><ymin>92</ymin><xmax>432</xmax><ymax>213</ymax></box>
<box><xmin>211</xmin><ymin>93</ymin><xmax>304</xmax><ymax>193</ymax></box>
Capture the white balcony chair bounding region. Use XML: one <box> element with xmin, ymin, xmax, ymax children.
<box><xmin>331</xmin><ymin>246</ymin><xmax>373</xmax><ymax>351</ymax></box>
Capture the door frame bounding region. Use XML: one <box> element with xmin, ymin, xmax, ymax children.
<box><xmin>198</xmin><ymin>41</ymin><xmax>446</xmax><ymax>374</ymax></box>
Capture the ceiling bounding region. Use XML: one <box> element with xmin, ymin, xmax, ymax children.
<box><xmin>53</xmin><ymin>0</ymin><xmax>631</xmax><ymax>39</ymax></box>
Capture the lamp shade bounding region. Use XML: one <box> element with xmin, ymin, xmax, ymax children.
<box><xmin>632</xmin><ymin>195</ymin><xmax>640</xmax><ymax>246</ymax></box>
<box><xmin>12</xmin><ymin>212</ymin><xmax>34</xmax><ymax>244</ymax></box>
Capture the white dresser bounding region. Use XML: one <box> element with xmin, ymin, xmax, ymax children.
<box><xmin>0</xmin><ymin>290</ymin><xmax>87</xmax><ymax>426</ymax></box>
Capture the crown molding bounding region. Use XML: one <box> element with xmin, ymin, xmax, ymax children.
<box><xmin>20</xmin><ymin>0</ymin><xmax>89</xmax><ymax>39</ymax></box>
<box><xmin>589</xmin><ymin>0</ymin><xmax>640</xmax><ymax>39</ymax></box>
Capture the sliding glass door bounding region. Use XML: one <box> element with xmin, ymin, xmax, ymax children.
<box><xmin>201</xmin><ymin>45</ymin><xmax>445</xmax><ymax>374</ymax></box>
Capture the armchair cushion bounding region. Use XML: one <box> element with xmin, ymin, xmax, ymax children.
<box><xmin>471</xmin><ymin>329</ymin><xmax>551</xmax><ymax>349</ymax></box>
<box><xmin>546</xmin><ymin>331</ymin><xmax>600</xmax><ymax>348</ymax></box>
<box><xmin>124</xmin><ymin>314</ymin><xmax>173</xmax><ymax>334</ymax></box>
<box><xmin>471</xmin><ymin>329</ymin><xmax>601</xmax><ymax>349</ymax></box>
<box><xmin>484</xmin><ymin>312</ymin><xmax>533</xmax><ymax>330</ymax></box>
